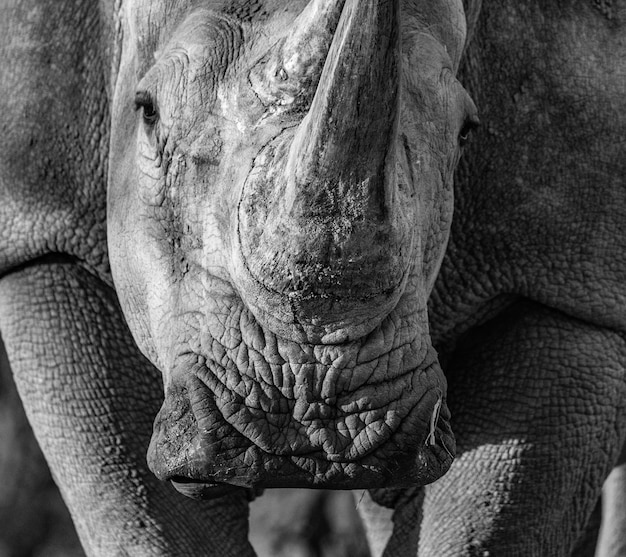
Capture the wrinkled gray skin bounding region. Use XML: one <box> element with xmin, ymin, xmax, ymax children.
<box><xmin>360</xmin><ymin>1</ymin><xmax>626</xmax><ymax>556</ymax></box>
<box><xmin>0</xmin><ymin>1</ymin><xmax>624</xmax><ymax>557</ymax></box>
<box><xmin>0</xmin><ymin>0</ymin><xmax>464</xmax><ymax>554</ymax></box>
<box><xmin>0</xmin><ymin>337</ymin><xmax>84</xmax><ymax>556</ymax></box>
<box><xmin>107</xmin><ymin>0</ymin><xmax>463</xmax><ymax>496</ymax></box>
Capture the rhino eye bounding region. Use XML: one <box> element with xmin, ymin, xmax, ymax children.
<box><xmin>459</xmin><ymin>114</ymin><xmax>480</xmax><ymax>147</ymax></box>
<box><xmin>135</xmin><ymin>91</ymin><xmax>159</xmax><ymax>126</ymax></box>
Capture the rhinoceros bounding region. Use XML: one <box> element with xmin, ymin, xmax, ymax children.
<box><xmin>0</xmin><ymin>0</ymin><xmax>624</xmax><ymax>556</ymax></box>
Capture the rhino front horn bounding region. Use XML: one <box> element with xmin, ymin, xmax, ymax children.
<box><xmin>285</xmin><ymin>0</ymin><xmax>400</xmax><ymax>215</ymax></box>
<box><xmin>235</xmin><ymin>0</ymin><xmax>408</xmax><ymax>343</ymax></box>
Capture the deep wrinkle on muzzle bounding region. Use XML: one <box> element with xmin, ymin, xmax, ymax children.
<box><xmin>146</xmin><ymin>298</ymin><xmax>455</xmax><ymax>494</ymax></box>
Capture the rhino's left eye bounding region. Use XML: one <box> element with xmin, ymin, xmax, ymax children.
<box><xmin>135</xmin><ymin>91</ymin><xmax>159</xmax><ymax>126</ymax></box>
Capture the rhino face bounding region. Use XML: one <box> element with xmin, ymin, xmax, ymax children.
<box><xmin>108</xmin><ymin>0</ymin><xmax>475</xmax><ymax>498</ymax></box>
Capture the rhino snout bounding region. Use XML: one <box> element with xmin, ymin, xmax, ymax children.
<box><xmin>146</xmin><ymin>320</ymin><xmax>455</xmax><ymax>496</ymax></box>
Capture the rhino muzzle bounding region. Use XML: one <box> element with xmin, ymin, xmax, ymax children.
<box><xmin>147</xmin><ymin>333</ymin><xmax>455</xmax><ymax>497</ymax></box>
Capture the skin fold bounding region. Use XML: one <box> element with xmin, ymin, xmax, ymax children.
<box><xmin>0</xmin><ymin>1</ymin><xmax>624</xmax><ymax>556</ymax></box>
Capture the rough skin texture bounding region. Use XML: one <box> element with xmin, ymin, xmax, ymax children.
<box><xmin>0</xmin><ymin>338</ymin><xmax>84</xmax><ymax>557</ymax></box>
<box><xmin>0</xmin><ymin>0</ymin><xmax>253</xmax><ymax>554</ymax></box>
<box><xmin>359</xmin><ymin>1</ymin><xmax>626</xmax><ymax>556</ymax></box>
<box><xmin>1</xmin><ymin>1</ymin><xmax>625</xmax><ymax>556</ymax></box>
<box><xmin>106</xmin><ymin>0</ymin><xmax>466</xmax><ymax>493</ymax></box>
<box><xmin>0</xmin><ymin>0</ymin><xmax>465</xmax><ymax>554</ymax></box>
<box><xmin>0</xmin><ymin>262</ymin><xmax>254</xmax><ymax>556</ymax></box>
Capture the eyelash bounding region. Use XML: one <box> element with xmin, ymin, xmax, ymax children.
<box><xmin>134</xmin><ymin>91</ymin><xmax>159</xmax><ymax>126</ymax></box>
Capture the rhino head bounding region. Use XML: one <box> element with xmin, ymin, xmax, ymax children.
<box><xmin>107</xmin><ymin>0</ymin><xmax>476</xmax><ymax>498</ymax></box>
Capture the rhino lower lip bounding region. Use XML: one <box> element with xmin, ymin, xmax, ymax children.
<box><xmin>170</xmin><ymin>477</ymin><xmax>249</xmax><ymax>500</ymax></box>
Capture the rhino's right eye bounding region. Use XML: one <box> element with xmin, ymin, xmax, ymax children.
<box><xmin>459</xmin><ymin>114</ymin><xmax>480</xmax><ymax>147</ymax></box>
<box><xmin>135</xmin><ymin>91</ymin><xmax>159</xmax><ymax>126</ymax></box>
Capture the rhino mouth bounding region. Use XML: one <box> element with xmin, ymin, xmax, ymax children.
<box><xmin>146</xmin><ymin>302</ymin><xmax>455</xmax><ymax>497</ymax></box>
<box><xmin>170</xmin><ymin>477</ymin><xmax>240</xmax><ymax>499</ymax></box>
<box><xmin>169</xmin><ymin>477</ymin><xmax>261</xmax><ymax>501</ymax></box>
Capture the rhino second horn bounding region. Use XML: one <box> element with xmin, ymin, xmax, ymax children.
<box><xmin>254</xmin><ymin>0</ymin><xmax>347</xmax><ymax>106</ymax></box>
<box><xmin>280</xmin><ymin>0</ymin><xmax>347</xmax><ymax>75</ymax></box>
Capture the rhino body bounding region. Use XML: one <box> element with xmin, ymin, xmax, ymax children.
<box><xmin>0</xmin><ymin>0</ymin><xmax>625</xmax><ymax>556</ymax></box>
